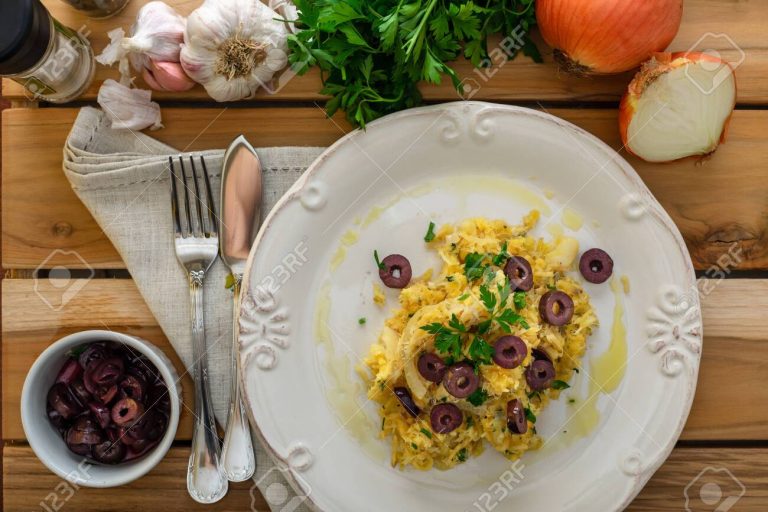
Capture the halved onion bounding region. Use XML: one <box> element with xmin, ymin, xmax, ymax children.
<box><xmin>619</xmin><ymin>52</ymin><xmax>737</xmax><ymax>163</ymax></box>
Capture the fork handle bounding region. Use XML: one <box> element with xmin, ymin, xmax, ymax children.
<box><xmin>186</xmin><ymin>271</ymin><xmax>229</xmax><ymax>504</ymax></box>
<box><xmin>221</xmin><ymin>276</ymin><xmax>256</xmax><ymax>482</ymax></box>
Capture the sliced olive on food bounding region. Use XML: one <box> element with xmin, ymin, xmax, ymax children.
<box><xmin>504</xmin><ymin>256</ymin><xmax>534</xmax><ymax>291</ymax></box>
<box><xmin>443</xmin><ymin>362</ymin><xmax>480</xmax><ymax>399</ymax></box>
<box><xmin>417</xmin><ymin>353</ymin><xmax>448</xmax><ymax>383</ymax></box>
<box><xmin>379</xmin><ymin>254</ymin><xmax>412</xmax><ymax>289</ymax></box>
<box><xmin>92</xmin><ymin>440</ymin><xmax>126</xmax><ymax>464</ymax></box>
<box><xmin>506</xmin><ymin>398</ymin><xmax>528</xmax><ymax>434</ymax></box>
<box><xmin>492</xmin><ymin>336</ymin><xmax>528</xmax><ymax>369</ymax></box>
<box><xmin>579</xmin><ymin>248</ymin><xmax>614</xmax><ymax>284</ymax></box>
<box><xmin>78</xmin><ymin>342</ymin><xmax>108</xmax><ymax>370</ymax></box>
<box><xmin>430</xmin><ymin>403</ymin><xmax>463</xmax><ymax>434</ymax></box>
<box><xmin>111</xmin><ymin>397</ymin><xmax>145</xmax><ymax>426</ymax></box>
<box><xmin>538</xmin><ymin>290</ymin><xmax>574</xmax><ymax>326</ymax></box>
<box><xmin>393</xmin><ymin>387</ymin><xmax>421</xmax><ymax>417</ymax></box>
<box><xmin>525</xmin><ymin>359</ymin><xmax>556</xmax><ymax>391</ymax></box>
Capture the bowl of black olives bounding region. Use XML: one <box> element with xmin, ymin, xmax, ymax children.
<box><xmin>21</xmin><ymin>330</ymin><xmax>181</xmax><ymax>487</ymax></box>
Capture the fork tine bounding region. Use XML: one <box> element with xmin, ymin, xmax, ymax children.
<box><xmin>169</xmin><ymin>157</ymin><xmax>183</xmax><ymax>237</ymax></box>
<box><xmin>178</xmin><ymin>156</ymin><xmax>196</xmax><ymax>237</ymax></box>
<box><xmin>199</xmin><ymin>156</ymin><xmax>218</xmax><ymax>237</ymax></box>
<box><xmin>188</xmin><ymin>156</ymin><xmax>205</xmax><ymax>238</ymax></box>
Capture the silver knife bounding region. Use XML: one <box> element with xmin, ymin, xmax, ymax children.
<box><xmin>219</xmin><ymin>135</ymin><xmax>261</xmax><ymax>482</ymax></box>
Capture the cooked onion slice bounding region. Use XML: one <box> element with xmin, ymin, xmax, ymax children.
<box><xmin>619</xmin><ymin>52</ymin><xmax>737</xmax><ymax>163</ymax></box>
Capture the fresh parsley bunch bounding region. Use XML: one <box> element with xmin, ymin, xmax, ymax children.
<box><xmin>287</xmin><ymin>0</ymin><xmax>540</xmax><ymax>128</ymax></box>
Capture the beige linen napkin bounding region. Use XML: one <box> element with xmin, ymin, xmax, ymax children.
<box><xmin>63</xmin><ymin>107</ymin><xmax>324</xmax><ymax>510</ymax></box>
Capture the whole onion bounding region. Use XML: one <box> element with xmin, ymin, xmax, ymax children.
<box><xmin>536</xmin><ymin>0</ymin><xmax>684</xmax><ymax>74</ymax></box>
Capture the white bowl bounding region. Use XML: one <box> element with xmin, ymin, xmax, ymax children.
<box><xmin>21</xmin><ymin>330</ymin><xmax>181</xmax><ymax>487</ymax></box>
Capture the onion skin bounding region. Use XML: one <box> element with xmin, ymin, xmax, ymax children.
<box><xmin>619</xmin><ymin>52</ymin><xmax>737</xmax><ymax>162</ymax></box>
<box><xmin>537</xmin><ymin>0</ymin><xmax>683</xmax><ymax>75</ymax></box>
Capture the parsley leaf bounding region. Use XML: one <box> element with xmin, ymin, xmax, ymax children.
<box><xmin>424</xmin><ymin>221</ymin><xmax>437</xmax><ymax>242</ymax></box>
<box><xmin>496</xmin><ymin>308</ymin><xmax>530</xmax><ymax>332</ymax></box>
<box><xmin>464</xmin><ymin>252</ymin><xmax>486</xmax><ymax>281</ymax></box>
<box><xmin>513</xmin><ymin>291</ymin><xmax>526</xmax><ymax>310</ymax></box>
<box><xmin>420</xmin><ymin>315</ymin><xmax>465</xmax><ymax>360</ymax></box>
<box><xmin>374</xmin><ymin>250</ymin><xmax>385</xmax><ymax>270</ymax></box>
<box><xmin>468</xmin><ymin>336</ymin><xmax>494</xmax><ymax>365</ymax></box>
<box><xmin>551</xmin><ymin>380</ymin><xmax>571</xmax><ymax>390</ymax></box>
<box><xmin>479</xmin><ymin>284</ymin><xmax>497</xmax><ymax>311</ymax></box>
<box><xmin>457</xmin><ymin>448</ymin><xmax>468</xmax><ymax>462</ymax></box>
<box><xmin>467</xmin><ymin>388</ymin><xmax>489</xmax><ymax>406</ymax></box>
<box><xmin>420</xmin><ymin>427</ymin><xmax>433</xmax><ymax>439</ymax></box>
<box><xmin>492</xmin><ymin>241</ymin><xmax>510</xmax><ymax>266</ymax></box>
<box><xmin>524</xmin><ymin>406</ymin><xmax>537</xmax><ymax>423</ymax></box>
<box><xmin>358</xmin><ymin>317</ymin><xmax>366</xmax><ymax>325</ymax></box>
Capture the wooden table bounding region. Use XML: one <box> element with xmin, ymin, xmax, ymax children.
<box><xmin>3</xmin><ymin>1</ymin><xmax>767</xmax><ymax>510</ymax></box>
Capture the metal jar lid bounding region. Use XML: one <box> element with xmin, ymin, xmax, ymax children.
<box><xmin>0</xmin><ymin>0</ymin><xmax>52</xmax><ymax>75</ymax></box>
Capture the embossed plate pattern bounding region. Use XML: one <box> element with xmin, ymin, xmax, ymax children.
<box><xmin>238</xmin><ymin>102</ymin><xmax>701</xmax><ymax>512</ymax></box>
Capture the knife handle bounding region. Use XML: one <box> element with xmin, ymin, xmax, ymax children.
<box><xmin>222</xmin><ymin>277</ymin><xmax>256</xmax><ymax>482</ymax></box>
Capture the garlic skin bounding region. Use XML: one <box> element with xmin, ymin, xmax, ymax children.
<box><xmin>181</xmin><ymin>0</ymin><xmax>288</xmax><ymax>102</ymax></box>
<box><xmin>96</xmin><ymin>1</ymin><xmax>187</xmax><ymax>89</ymax></box>
<box><xmin>97</xmin><ymin>79</ymin><xmax>163</xmax><ymax>131</ymax></box>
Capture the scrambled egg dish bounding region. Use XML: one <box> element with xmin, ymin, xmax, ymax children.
<box><xmin>363</xmin><ymin>211</ymin><xmax>598</xmax><ymax>470</ymax></box>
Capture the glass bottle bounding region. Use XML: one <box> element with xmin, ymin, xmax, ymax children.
<box><xmin>62</xmin><ymin>0</ymin><xmax>131</xmax><ymax>19</ymax></box>
<box><xmin>0</xmin><ymin>0</ymin><xmax>95</xmax><ymax>103</ymax></box>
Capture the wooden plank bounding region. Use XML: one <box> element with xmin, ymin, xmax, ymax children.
<box><xmin>2</xmin><ymin>0</ymin><xmax>767</xmax><ymax>104</ymax></box>
<box><xmin>3</xmin><ymin>445</ymin><xmax>767</xmax><ymax>511</ymax></box>
<box><xmin>3</xmin><ymin>278</ymin><xmax>768</xmax><ymax>441</ymax></box>
<box><xmin>3</xmin><ymin>107</ymin><xmax>768</xmax><ymax>270</ymax></box>
<box><xmin>1</xmin><ymin>106</ymin><xmax>352</xmax><ymax>270</ymax></box>
<box><xmin>3</xmin><ymin>445</ymin><xmax>267</xmax><ymax>512</ymax></box>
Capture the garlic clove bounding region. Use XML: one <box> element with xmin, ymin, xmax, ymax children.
<box><xmin>146</xmin><ymin>60</ymin><xmax>196</xmax><ymax>92</ymax></box>
<box><xmin>142</xmin><ymin>67</ymin><xmax>168</xmax><ymax>91</ymax></box>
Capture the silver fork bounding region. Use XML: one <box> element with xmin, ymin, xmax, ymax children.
<box><xmin>169</xmin><ymin>155</ymin><xmax>228</xmax><ymax>504</ymax></box>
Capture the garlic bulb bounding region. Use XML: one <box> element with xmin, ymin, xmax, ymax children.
<box><xmin>96</xmin><ymin>1</ymin><xmax>187</xmax><ymax>90</ymax></box>
<box><xmin>97</xmin><ymin>79</ymin><xmax>163</xmax><ymax>131</ymax></box>
<box><xmin>181</xmin><ymin>0</ymin><xmax>288</xmax><ymax>102</ymax></box>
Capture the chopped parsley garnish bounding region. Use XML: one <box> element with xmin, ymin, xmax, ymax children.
<box><xmin>358</xmin><ymin>317</ymin><xmax>366</xmax><ymax>325</ymax></box>
<box><xmin>492</xmin><ymin>241</ymin><xmax>510</xmax><ymax>266</ymax></box>
<box><xmin>457</xmin><ymin>293</ymin><xmax>470</xmax><ymax>301</ymax></box>
<box><xmin>420</xmin><ymin>314</ymin><xmax>466</xmax><ymax>361</ymax></box>
<box><xmin>477</xmin><ymin>280</ymin><xmax>530</xmax><ymax>333</ymax></box>
<box><xmin>374</xmin><ymin>250</ymin><xmax>385</xmax><ymax>270</ymax></box>
<box><xmin>446</xmin><ymin>275</ymin><xmax>454</xmax><ymax>282</ymax></box>
<box><xmin>457</xmin><ymin>448</ymin><xmax>468</xmax><ymax>462</ymax></box>
<box><xmin>424</xmin><ymin>221</ymin><xmax>437</xmax><ymax>242</ymax></box>
<box><xmin>574</xmin><ymin>368</ymin><xmax>580</xmax><ymax>374</ymax></box>
<box><xmin>467</xmin><ymin>388</ymin><xmax>489</xmax><ymax>406</ymax></box>
<box><xmin>411</xmin><ymin>442</ymin><xmax>419</xmax><ymax>450</ymax></box>
<box><xmin>568</xmin><ymin>398</ymin><xmax>576</xmax><ymax>404</ymax></box>
<box><xmin>468</xmin><ymin>336</ymin><xmax>494</xmax><ymax>365</ymax></box>
<box><xmin>466</xmin><ymin>416</ymin><xmax>474</xmax><ymax>427</ymax></box>
<box><xmin>524</xmin><ymin>406</ymin><xmax>537</xmax><ymax>423</ymax></box>
<box><xmin>513</xmin><ymin>291</ymin><xmax>526</xmax><ymax>310</ymax></box>
<box><xmin>68</xmin><ymin>345</ymin><xmax>88</xmax><ymax>357</ymax></box>
<box><xmin>420</xmin><ymin>428</ymin><xmax>433</xmax><ymax>439</ymax></box>
<box><xmin>527</xmin><ymin>390</ymin><xmax>541</xmax><ymax>400</ymax></box>
<box><xmin>551</xmin><ymin>380</ymin><xmax>571</xmax><ymax>390</ymax></box>
<box><xmin>464</xmin><ymin>252</ymin><xmax>487</xmax><ymax>281</ymax></box>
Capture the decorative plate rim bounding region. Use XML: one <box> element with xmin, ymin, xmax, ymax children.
<box><xmin>237</xmin><ymin>101</ymin><xmax>702</xmax><ymax>512</ymax></box>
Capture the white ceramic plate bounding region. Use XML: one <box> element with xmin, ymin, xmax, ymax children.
<box><xmin>238</xmin><ymin>102</ymin><xmax>702</xmax><ymax>511</ymax></box>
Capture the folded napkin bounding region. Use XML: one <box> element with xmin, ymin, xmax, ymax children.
<box><xmin>63</xmin><ymin>107</ymin><xmax>324</xmax><ymax>510</ymax></box>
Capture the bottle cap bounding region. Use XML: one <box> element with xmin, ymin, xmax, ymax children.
<box><xmin>0</xmin><ymin>0</ymin><xmax>52</xmax><ymax>76</ymax></box>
